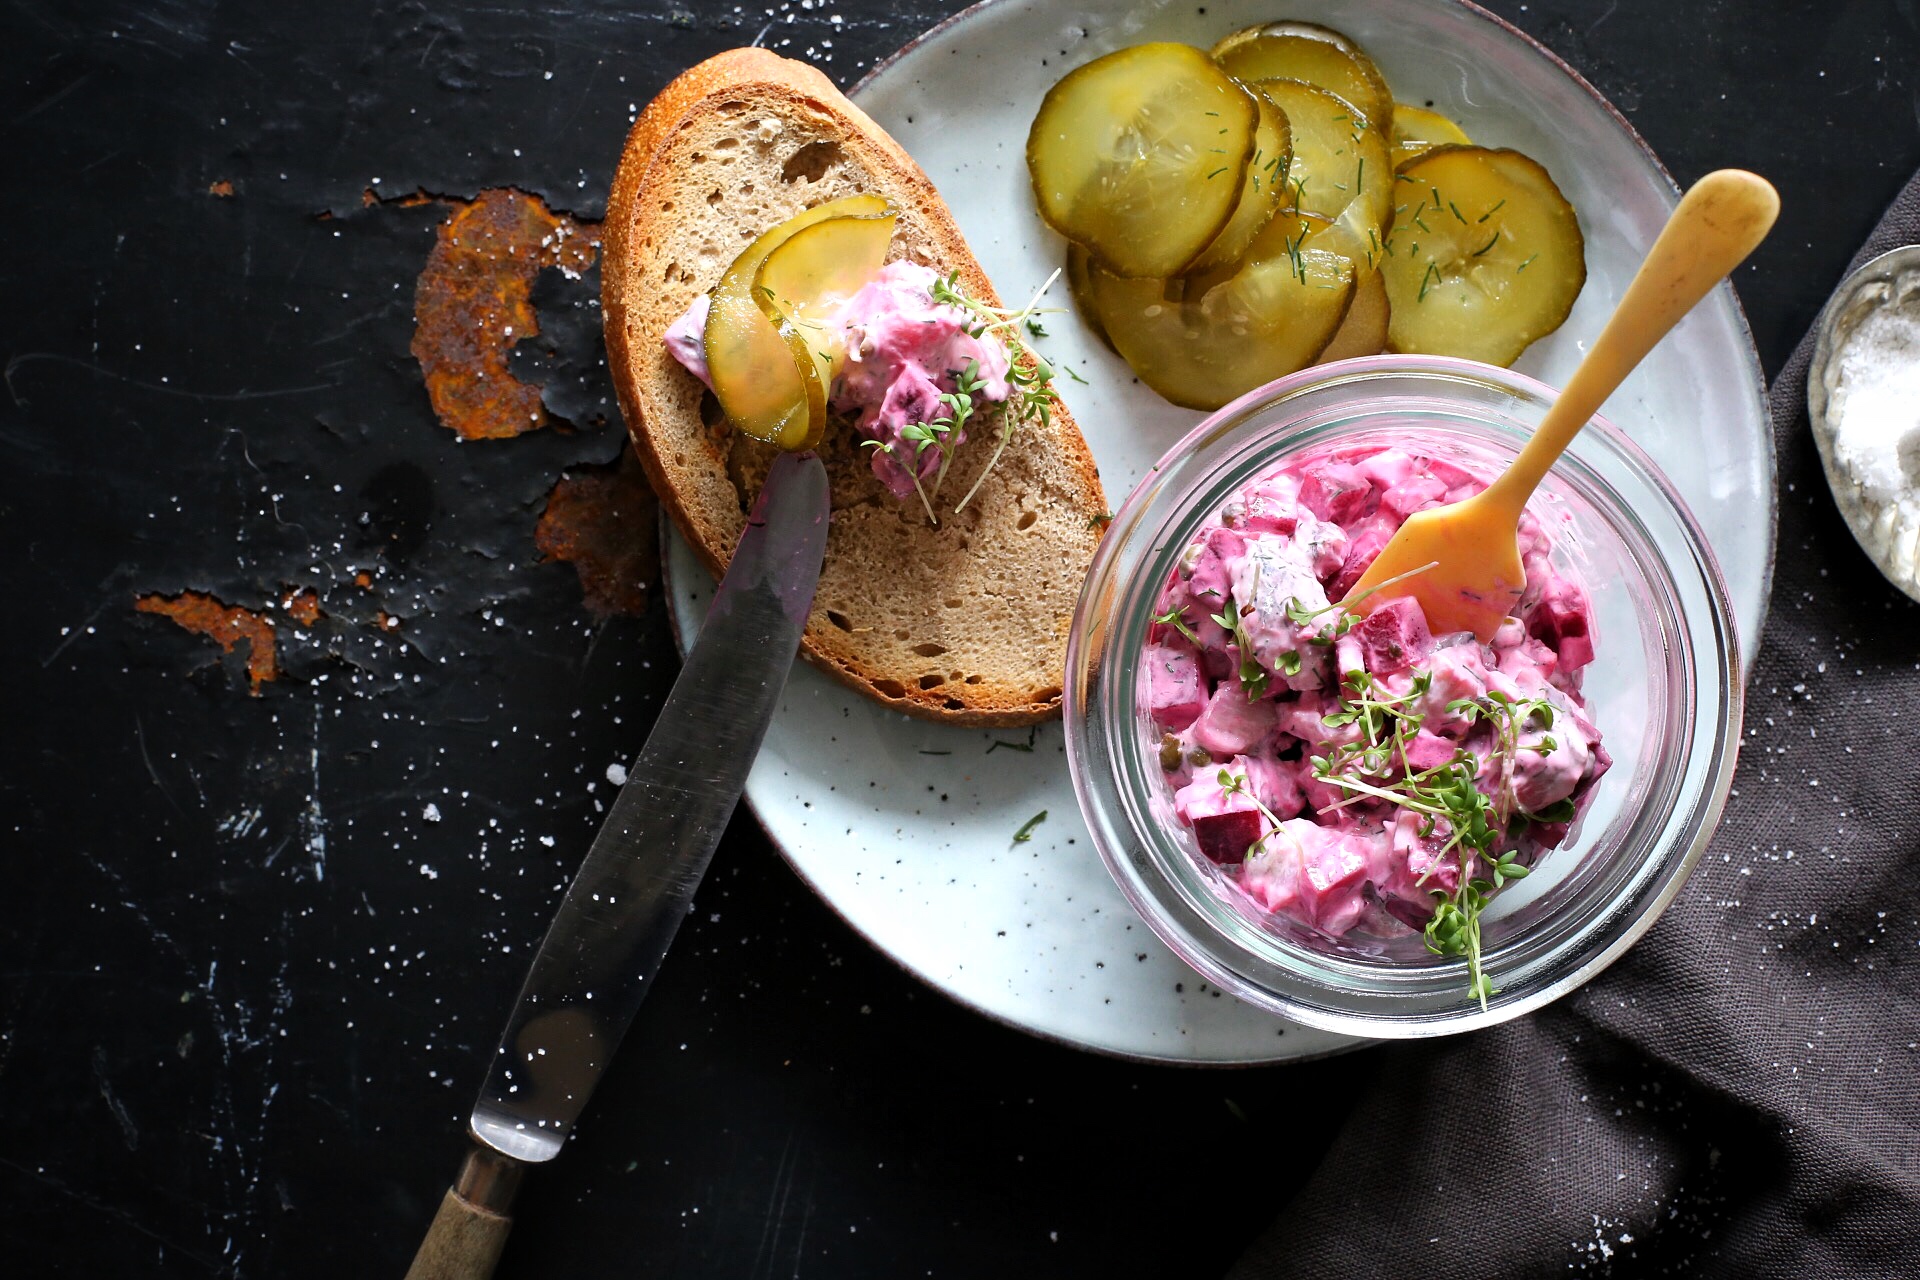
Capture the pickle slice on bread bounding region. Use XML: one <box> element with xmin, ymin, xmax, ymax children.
<box><xmin>705</xmin><ymin>194</ymin><xmax>889</xmax><ymax>451</ymax></box>
<box><xmin>749</xmin><ymin>204</ymin><xmax>898</xmax><ymax>450</ymax></box>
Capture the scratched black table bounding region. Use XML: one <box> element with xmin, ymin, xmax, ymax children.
<box><xmin>5</xmin><ymin>1</ymin><xmax>1913</xmax><ymax>1275</ymax></box>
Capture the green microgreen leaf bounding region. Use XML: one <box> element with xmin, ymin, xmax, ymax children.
<box><xmin>1153</xmin><ymin>605</ymin><xmax>1204</xmax><ymax>649</ymax></box>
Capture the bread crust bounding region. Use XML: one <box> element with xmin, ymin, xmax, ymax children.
<box><xmin>604</xmin><ymin>50</ymin><xmax>1106</xmax><ymax>725</ymax></box>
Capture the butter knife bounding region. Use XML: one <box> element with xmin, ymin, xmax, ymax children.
<box><xmin>404</xmin><ymin>450</ymin><xmax>830</xmax><ymax>1279</ymax></box>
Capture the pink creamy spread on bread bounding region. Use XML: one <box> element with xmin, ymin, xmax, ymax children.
<box><xmin>1144</xmin><ymin>442</ymin><xmax>1609</xmax><ymax>942</ymax></box>
<box><xmin>665</xmin><ymin>260</ymin><xmax>1011</xmax><ymax>500</ymax></box>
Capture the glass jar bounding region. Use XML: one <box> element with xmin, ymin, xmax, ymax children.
<box><xmin>1065</xmin><ymin>356</ymin><xmax>1742</xmax><ymax>1037</ymax></box>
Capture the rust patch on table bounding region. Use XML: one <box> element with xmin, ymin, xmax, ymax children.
<box><xmin>411</xmin><ymin>188</ymin><xmax>599</xmax><ymax>440</ymax></box>
<box><xmin>534</xmin><ymin>447</ymin><xmax>659</xmax><ymax>618</ymax></box>
<box><xmin>135</xmin><ymin>591</ymin><xmax>278</xmax><ymax>694</ymax></box>
<box><xmin>280</xmin><ymin>588</ymin><xmax>323</xmax><ymax>626</ymax></box>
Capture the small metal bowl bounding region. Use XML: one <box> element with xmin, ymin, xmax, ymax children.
<box><xmin>1808</xmin><ymin>244</ymin><xmax>1920</xmax><ymax>603</ymax></box>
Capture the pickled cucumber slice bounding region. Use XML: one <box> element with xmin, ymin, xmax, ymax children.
<box><xmin>753</xmin><ymin>207</ymin><xmax>898</xmax><ymax>450</ymax></box>
<box><xmin>1211</xmin><ymin>21</ymin><xmax>1393</xmax><ymax>131</ymax></box>
<box><xmin>1027</xmin><ymin>43</ymin><xmax>1259</xmax><ymax>278</ymax></box>
<box><xmin>1288</xmin><ymin>210</ymin><xmax>1388</xmax><ymax>363</ymax></box>
<box><xmin>1188</xmin><ymin>85</ymin><xmax>1294</xmax><ymax>273</ymax></box>
<box><xmin>706</xmin><ymin>194</ymin><xmax>890</xmax><ymax>449</ymax></box>
<box><xmin>1318</xmin><ymin>267</ymin><xmax>1391</xmax><ymax>362</ymax></box>
<box><xmin>1257</xmin><ymin>78</ymin><xmax>1392</xmax><ymax>236</ymax></box>
<box><xmin>1082</xmin><ymin>209</ymin><xmax>1356</xmax><ymax>410</ymax></box>
<box><xmin>1064</xmin><ymin>243</ymin><xmax>1116</xmax><ymax>354</ymax></box>
<box><xmin>1380</xmin><ymin>146</ymin><xmax>1585</xmax><ymax>366</ymax></box>
<box><xmin>1389</xmin><ymin>103</ymin><xmax>1471</xmax><ymax>168</ymax></box>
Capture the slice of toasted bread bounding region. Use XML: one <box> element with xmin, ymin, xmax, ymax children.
<box><xmin>604</xmin><ymin>51</ymin><xmax>1107</xmax><ymax>726</ymax></box>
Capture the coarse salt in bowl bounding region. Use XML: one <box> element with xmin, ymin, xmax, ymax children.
<box><xmin>1064</xmin><ymin>356</ymin><xmax>1741</xmax><ymax>1037</ymax></box>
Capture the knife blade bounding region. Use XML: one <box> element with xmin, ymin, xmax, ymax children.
<box><xmin>405</xmin><ymin>450</ymin><xmax>829</xmax><ymax>1280</ymax></box>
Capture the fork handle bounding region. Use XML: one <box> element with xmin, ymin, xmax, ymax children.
<box><xmin>1491</xmin><ymin>169</ymin><xmax>1779</xmax><ymax>507</ymax></box>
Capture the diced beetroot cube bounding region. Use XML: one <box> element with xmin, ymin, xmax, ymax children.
<box><xmin>1274</xmin><ymin>694</ymin><xmax>1330</xmax><ymax>744</ymax></box>
<box><xmin>1244</xmin><ymin>756</ymin><xmax>1306</xmax><ymax>820</ymax></box>
<box><xmin>1205</xmin><ymin>525</ymin><xmax>1248</xmax><ymax>564</ymax></box>
<box><xmin>1356</xmin><ymin>448</ymin><xmax>1417</xmax><ymax>491</ymax></box>
<box><xmin>1588</xmin><ymin>740</ymin><xmax>1613</xmax><ymax>787</ymax></box>
<box><xmin>1193</xmin><ymin>809</ymin><xmax>1264</xmax><ymax>864</ymax></box>
<box><xmin>1424</xmin><ymin>458</ymin><xmax>1482</xmax><ymax>490</ymax></box>
<box><xmin>1183</xmin><ymin>550</ymin><xmax>1233</xmax><ymax>651</ymax></box>
<box><xmin>1356</xmin><ymin>596</ymin><xmax>1434</xmax><ymax>674</ymax></box>
<box><xmin>1404</xmin><ymin>729</ymin><xmax>1456</xmax><ymax>772</ymax></box>
<box><xmin>1363</xmin><ymin>880</ymin><xmax>1437</xmax><ymax>932</ymax></box>
<box><xmin>1296</xmin><ymin>833</ymin><xmax>1371</xmax><ymax>929</ymax></box>
<box><xmin>1497</xmin><ymin>636</ymin><xmax>1559</xmax><ymax>681</ymax></box>
<box><xmin>1557</xmin><ymin>631</ymin><xmax>1595</xmax><ymax>672</ymax></box>
<box><xmin>1187</xmin><ymin>546</ymin><xmax>1231</xmax><ymax>607</ymax></box>
<box><xmin>1330</xmin><ymin>514</ymin><xmax>1397</xmax><ymax>596</ymax></box>
<box><xmin>1299</xmin><ymin>462</ymin><xmax>1372</xmax><ymax>524</ymax></box>
<box><xmin>1381</xmin><ymin>475</ymin><xmax>1449</xmax><ymax>518</ymax></box>
<box><xmin>1144</xmin><ymin>643</ymin><xmax>1206</xmax><ymax>732</ymax></box>
<box><xmin>1389</xmin><ymin>811</ymin><xmax>1461</xmax><ymax>897</ymax></box>
<box><xmin>1528</xmin><ymin>577</ymin><xmax>1594</xmax><ymax>671</ymax></box>
<box><xmin>1233</xmin><ymin>479</ymin><xmax>1300</xmax><ymax>535</ymax></box>
<box><xmin>1525</xmin><ymin>821</ymin><xmax>1572</xmax><ymax>851</ymax></box>
<box><xmin>1189</xmin><ymin>683</ymin><xmax>1277</xmax><ymax>757</ymax></box>
<box><xmin>1418</xmin><ymin>645</ymin><xmax>1489</xmax><ymax>732</ymax></box>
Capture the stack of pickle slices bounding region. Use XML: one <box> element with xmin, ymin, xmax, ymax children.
<box><xmin>1026</xmin><ymin>21</ymin><xmax>1587</xmax><ymax>410</ymax></box>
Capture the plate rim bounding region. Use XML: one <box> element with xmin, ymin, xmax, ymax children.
<box><xmin>659</xmin><ymin>0</ymin><xmax>1780</xmax><ymax>1066</ymax></box>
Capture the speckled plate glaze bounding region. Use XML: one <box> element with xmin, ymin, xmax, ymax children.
<box><xmin>665</xmin><ymin>0</ymin><xmax>1775</xmax><ymax>1063</ymax></box>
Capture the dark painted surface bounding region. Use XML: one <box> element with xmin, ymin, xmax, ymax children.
<box><xmin>4</xmin><ymin>1</ymin><xmax>1916</xmax><ymax>1275</ymax></box>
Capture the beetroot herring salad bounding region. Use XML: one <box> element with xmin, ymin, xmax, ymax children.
<box><xmin>668</xmin><ymin>259</ymin><xmax>1062</xmax><ymax>514</ymax></box>
<box><xmin>1143</xmin><ymin>442</ymin><xmax>1610</xmax><ymax>1002</ymax></box>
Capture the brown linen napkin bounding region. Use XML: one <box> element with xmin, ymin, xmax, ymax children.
<box><xmin>1232</xmin><ymin>173</ymin><xmax>1920</xmax><ymax>1279</ymax></box>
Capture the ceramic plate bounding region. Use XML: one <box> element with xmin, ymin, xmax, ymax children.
<box><xmin>664</xmin><ymin>0</ymin><xmax>1775</xmax><ymax>1063</ymax></box>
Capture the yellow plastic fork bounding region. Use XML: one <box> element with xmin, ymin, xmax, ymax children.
<box><xmin>1344</xmin><ymin>168</ymin><xmax>1780</xmax><ymax>639</ymax></box>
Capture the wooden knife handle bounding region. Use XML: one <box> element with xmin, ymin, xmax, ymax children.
<box><xmin>404</xmin><ymin>1145</ymin><xmax>524</xmax><ymax>1280</ymax></box>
